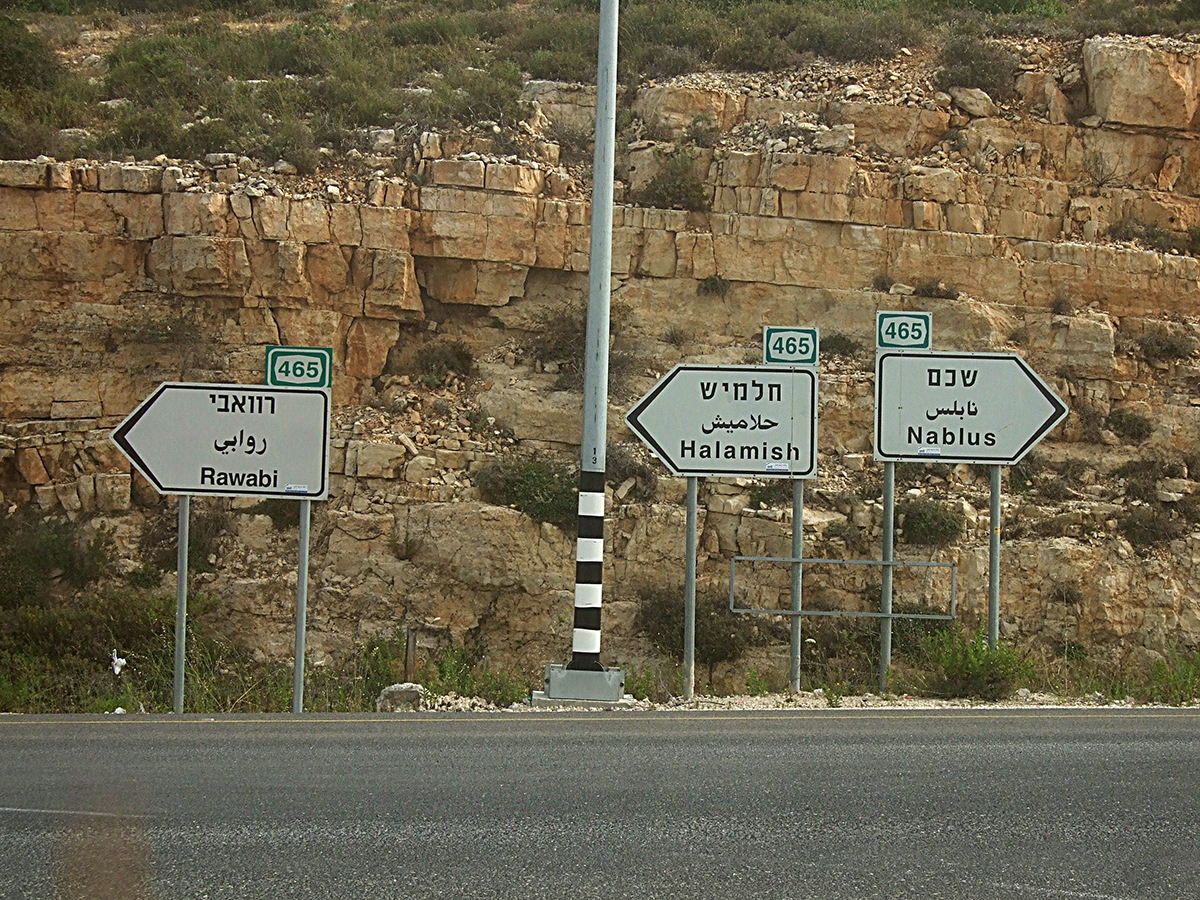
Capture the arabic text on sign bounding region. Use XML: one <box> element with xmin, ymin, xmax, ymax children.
<box><xmin>699</xmin><ymin>380</ymin><xmax>783</xmax><ymax>402</ymax></box>
<box><xmin>701</xmin><ymin>415</ymin><xmax>780</xmax><ymax>434</ymax></box>
<box><xmin>925</xmin><ymin>401</ymin><xmax>979</xmax><ymax>421</ymax></box>
<box><xmin>214</xmin><ymin>430</ymin><xmax>269</xmax><ymax>455</ymax></box>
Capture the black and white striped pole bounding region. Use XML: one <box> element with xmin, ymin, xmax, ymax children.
<box><xmin>535</xmin><ymin>0</ymin><xmax>626</xmax><ymax>704</ymax></box>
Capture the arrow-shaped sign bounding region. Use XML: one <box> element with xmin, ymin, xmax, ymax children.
<box><xmin>626</xmin><ymin>364</ymin><xmax>817</xmax><ymax>478</ymax></box>
<box><xmin>874</xmin><ymin>351</ymin><xmax>1067</xmax><ymax>465</ymax></box>
<box><xmin>112</xmin><ymin>382</ymin><xmax>330</xmax><ymax>499</ymax></box>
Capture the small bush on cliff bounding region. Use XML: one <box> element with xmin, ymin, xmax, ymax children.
<box><xmin>632</xmin><ymin>147</ymin><xmax>710</xmax><ymax>212</ymax></box>
<box><xmin>1137</xmin><ymin>330</ymin><xmax>1196</xmax><ymax>362</ymax></box>
<box><xmin>934</xmin><ymin>31</ymin><xmax>1018</xmax><ymax>100</ymax></box>
<box><xmin>1119</xmin><ymin>506</ymin><xmax>1186</xmax><ymax>550</ymax></box>
<box><xmin>1105</xmin><ymin>408</ymin><xmax>1153</xmax><ymax>443</ymax></box>
<box><xmin>476</xmin><ymin>455</ymin><xmax>577</xmax><ymax>530</ymax></box>
<box><xmin>414</xmin><ymin>338</ymin><xmax>475</xmax><ymax>387</ymax></box>
<box><xmin>605</xmin><ymin>441</ymin><xmax>658</xmax><ymax>501</ymax></box>
<box><xmin>896</xmin><ymin>499</ymin><xmax>965</xmax><ymax>547</ymax></box>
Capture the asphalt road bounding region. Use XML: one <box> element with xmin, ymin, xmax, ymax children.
<box><xmin>0</xmin><ymin>709</ymin><xmax>1197</xmax><ymax>900</ymax></box>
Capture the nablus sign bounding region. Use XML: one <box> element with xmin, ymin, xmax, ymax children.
<box><xmin>874</xmin><ymin>351</ymin><xmax>1067</xmax><ymax>465</ymax></box>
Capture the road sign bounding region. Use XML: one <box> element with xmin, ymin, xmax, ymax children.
<box><xmin>763</xmin><ymin>326</ymin><xmax>819</xmax><ymax>366</ymax></box>
<box><xmin>111</xmin><ymin>383</ymin><xmax>331</xmax><ymax>499</ymax></box>
<box><xmin>874</xmin><ymin>351</ymin><xmax>1067</xmax><ymax>465</ymax></box>
<box><xmin>877</xmin><ymin>311</ymin><xmax>932</xmax><ymax>351</ymax></box>
<box><xmin>626</xmin><ymin>365</ymin><xmax>818</xmax><ymax>478</ymax></box>
<box><xmin>266</xmin><ymin>346</ymin><xmax>333</xmax><ymax>388</ymax></box>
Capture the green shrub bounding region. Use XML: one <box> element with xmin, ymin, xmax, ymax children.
<box><xmin>476</xmin><ymin>455</ymin><xmax>578</xmax><ymax>530</ymax></box>
<box><xmin>0</xmin><ymin>513</ymin><xmax>107</xmax><ymax>610</ymax></box>
<box><xmin>1119</xmin><ymin>506</ymin><xmax>1186</xmax><ymax>549</ymax></box>
<box><xmin>896</xmin><ymin>499</ymin><xmax>965</xmax><ymax>547</ymax></box>
<box><xmin>638</xmin><ymin>585</ymin><xmax>761</xmax><ymax>683</ymax></box>
<box><xmin>921</xmin><ymin>627</ymin><xmax>1031</xmax><ymax>700</ymax></box>
<box><xmin>684</xmin><ymin>113</ymin><xmax>721</xmax><ymax>148</ymax></box>
<box><xmin>1106</xmin><ymin>408</ymin><xmax>1153</xmax><ymax>443</ymax></box>
<box><xmin>414</xmin><ymin>646</ymin><xmax>531</xmax><ymax>706</ymax></box>
<box><xmin>0</xmin><ymin>16</ymin><xmax>63</xmax><ymax>92</ymax></box>
<box><xmin>1142</xmin><ymin>649</ymin><xmax>1200</xmax><ymax>705</ymax></box>
<box><xmin>632</xmin><ymin>147</ymin><xmax>710</xmax><ymax>212</ymax></box>
<box><xmin>820</xmin><ymin>332</ymin><xmax>861</xmax><ymax>358</ymax></box>
<box><xmin>788</xmin><ymin>4</ymin><xmax>926</xmax><ymax>64</ymax></box>
<box><xmin>890</xmin><ymin>603</ymin><xmax>951</xmax><ymax>660</ymax></box>
<box><xmin>935</xmin><ymin>31</ymin><xmax>1018</xmax><ymax>100</ymax></box>
<box><xmin>414</xmin><ymin>338</ymin><xmax>475</xmax><ymax>386</ymax></box>
<box><xmin>698</xmin><ymin>274</ymin><xmax>731</xmax><ymax>296</ymax></box>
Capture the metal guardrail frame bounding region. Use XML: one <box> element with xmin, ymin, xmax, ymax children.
<box><xmin>728</xmin><ymin>555</ymin><xmax>957</xmax><ymax>621</ymax></box>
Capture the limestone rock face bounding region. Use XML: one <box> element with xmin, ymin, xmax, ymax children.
<box><xmin>1085</xmin><ymin>37</ymin><xmax>1200</xmax><ymax>129</ymax></box>
<box><xmin>7</xmin><ymin>37</ymin><xmax>1200</xmax><ymax>673</ymax></box>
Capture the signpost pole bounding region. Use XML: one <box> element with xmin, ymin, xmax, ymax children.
<box><xmin>988</xmin><ymin>465</ymin><xmax>1001</xmax><ymax>650</ymax></box>
<box><xmin>292</xmin><ymin>498</ymin><xmax>311</xmax><ymax>713</ymax></box>
<box><xmin>173</xmin><ymin>495</ymin><xmax>189</xmax><ymax>714</ymax></box>
<box><xmin>789</xmin><ymin>479</ymin><xmax>804</xmax><ymax>693</ymax></box>
<box><xmin>683</xmin><ymin>476</ymin><xmax>698</xmax><ymax>701</ymax></box>
<box><xmin>565</xmin><ymin>0</ymin><xmax>618</xmax><ymax>678</ymax></box>
<box><xmin>879</xmin><ymin>462</ymin><xmax>895</xmax><ymax>693</ymax></box>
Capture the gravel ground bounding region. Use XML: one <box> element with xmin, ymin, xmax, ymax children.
<box><xmin>421</xmin><ymin>688</ymin><xmax>1192</xmax><ymax>713</ymax></box>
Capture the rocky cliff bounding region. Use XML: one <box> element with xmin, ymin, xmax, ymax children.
<box><xmin>4</xmin><ymin>35</ymin><xmax>1200</xmax><ymax>685</ymax></box>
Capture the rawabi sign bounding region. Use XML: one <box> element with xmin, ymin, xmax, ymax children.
<box><xmin>111</xmin><ymin>383</ymin><xmax>331</xmax><ymax>499</ymax></box>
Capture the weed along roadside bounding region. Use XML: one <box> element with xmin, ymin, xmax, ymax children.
<box><xmin>3</xmin><ymin>4</ymin><xmax>1200</xmax><ymax>712</ymax></box>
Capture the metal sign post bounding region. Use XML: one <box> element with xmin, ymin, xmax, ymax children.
<box><xmin>789</xmin><ymin>480</ymin><xmax>804</xmax><ymax>692</ymax></box>
<box><xmin>533</xmin><ymin>0</ymin><xmax>626</xmax><ymax>705</ymax></box>
<box><xmin>112</xmin><ymin>380</ymin><xmax>331</xmax><ymax>713</ymax></box>
<box><xmin>174</xmin><ymin>495</ymin><xmax>189</xmax><ymax>714</ymax></box>
<box><xmin>873</xmin><ymin>333</ymin><xmax>1067</xmax><ymax>660</ymax></box>
<box><xmin>683</xmin><ymin>477</ymin><xmax>698</xmax><ymax>700</ymax></box>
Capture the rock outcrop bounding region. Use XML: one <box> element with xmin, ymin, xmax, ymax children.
<box><xmin>4</xmin><ymin>36</ymin><xmax>1200</xmax><ymax>682</ymax></box>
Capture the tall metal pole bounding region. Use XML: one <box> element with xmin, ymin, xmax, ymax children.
<box><xmin>292</xmin><ymin>498</ymin><xmax>311</xmax><ymax>713</ymax></box>
<box><xmin>988</xmin><ymin>465</ymin><xmax>1001</xmax><ymax>650</ymax></box>
<box><xmin>788</xmin><ymin>479</ymin><xmax>804</xmax><ymax>692</ymax></box>
<box><xmin>173</xmin><ymin>495</ymin><xmax>190</xmax><ymax>714</ymax></box>
<box><xmin>568</xmin><ymin>0</ymin><xmax>619</xmax><ymax>673</ymax></box>
<box><xmin>879</xmin><ymin>462</ymin><xmax>895</xmax><ymax>693</ymax></box>
<box><xmin>683</xmin><ymin>477</ymin><xmax>698</xmax><ymax>700</ymax></box>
